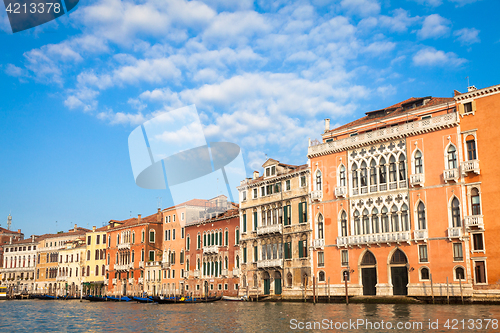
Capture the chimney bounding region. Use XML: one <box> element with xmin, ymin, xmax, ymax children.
<box><xmin>107</xmin><ymin>225</ymin><xmax>110</xmax><ymax>230</ymax></box>
<box><xmin>31</xmin><ymin>235</ymin><xmax>34</xmax><ymax>242</ymax></box>
<box><xmin>325</xmin><ymin>118</ymin><xmax>330</xmax><ymax>132</ymax></box>
<box><xmin>253</xmin><ymin>171</ymin><xmax>259</xmax><ymax>180</ymax></box>
<box><xmin>74</xmin><ymin>224</ymin><xmax>77</xmax><ymax>232</ymax></box>
<box><xmin>17</xmin><ymin>229</ymin><xmax>21</xmax><ymax>233</ymax></box>
<box><xmin>9</xmin><ymin>237</ymin><xmax>12</xmax><ymax>244</ymax></box>
<box><xmin>92</xmin><ymin>226</ymin><xmax>96</xmax><ymax>232</ymax></box>
<box><xmin>138</xmin><ymin>214</ymin><xmax>142</xmax><ymax>223</ymax></box>
<box><xmin>468</xmin><ymin>85</ymin><xmax>477</xmax><ymax>92</ymax></box>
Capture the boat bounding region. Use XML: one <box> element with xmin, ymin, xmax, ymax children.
<box><xmin>0</xmin><ymin>286</ymin><xmax>7</xmax><ymax>300</ymax></box>
<box><xmin>106</xmin><ymin>296</ymin><xmax>132</xmax><ymax>302</ymax></box>
<box><xmin>156</xmin><ymin>296</ymin><xmax>222</xmax><ymax>304</ymax></box>
<box><xmin>222</xmin><ymin>295</ymin><xmax>247</xmax><ymax>301</ymax></box>
<box><xmin>132</xmin><ymin>296</ymin><xmax>155</xmax><ymax>303</ymax></box>
<box><xmin>85</xmin><ymin>295</ymin><xmax>107</xmax><ymax>302</ymax></box>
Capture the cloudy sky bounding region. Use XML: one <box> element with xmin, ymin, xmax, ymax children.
<box><xmin>0</xmin><ymin>0</ymin><xmax>498</xmax><ymax>235</ymax></box>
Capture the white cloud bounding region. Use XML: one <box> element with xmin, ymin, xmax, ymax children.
<box><xmin>454</xmin><ymin>28</ymin><xmax>480</xmax><ymax>45</ymax></box>
<box><xmin>411</xmin><ymin>0</ymin><xmax>443</xmax><ymax>6</ymax></box>
<box><xmin>97</xmin><ymin>110</ymin><xmax>147</xmax><ymax>125</ymax></box>
<box><xmin>412</xmin><ymin>47</ymin><xmax>466</xmax><ymax>66</ymax></box>
<box><xmin>5</xmin><ymin>64</ymin><xmax>28</xmax><ymax>77</ymax></box>
<box><xmin>362</xmin><ymin>41</ymin><xmax>396</xmax><ymax>55</ymax></box>
<box><xmin>340</xmin><ymin>0</ymin><xmax>381</xmax><ymax>17</ymax></box>
<box><xmin>449</xmin><ymin>0</ymin><xmax>481</xmax><ymax>6</ymax></box>
<box><xmin>379</xmin><ymin>9</ymin><xmax>420</xmax><ymax>33</ymax></box>
<box><xmin>417</xmin><ymin>14</ymin><xmax>451</xmax><ymax>39</ymax></box>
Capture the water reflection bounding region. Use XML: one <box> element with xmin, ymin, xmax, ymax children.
<box><xmin>1</xmin><ymin>300</ymin><xmax>500</xmax><ymax>332</ymax></box>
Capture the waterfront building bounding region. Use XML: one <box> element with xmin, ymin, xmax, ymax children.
<box><xmin>453</xmin><ymin>84</ymin><xmax>500</xmax><ymax>296</ymax></box>
<box><xmin>160</xmin><ymin>196</ymin><xmax>232</xmax><ymax>296</ymax></box>
<box><xmin>58</xmin><ymin>238</ymin><xmax>86</xmax><ymax>297</ymax></box>
<box><xmin>307</xmin><ymin>90</ymin><xmax>495</xmax><ymax>297</ymax></box>
<box><xmin>82</xmin><ymin>226</ymin><xmax>108</xmax><ymax>296</ymax></box>
<box><xmin>33</xmin><ymin>225</ymin><xmax>89</xmax><ymax>295</ymax></box>
<box><xmin>237</xmin><ymin>159</ymin><xmax>311</xmax><ymax>299</ymax></box>
<box><xmin>0</xmin><ymin>235</ymin><xmax>40</xmax><ymax>294</ymax></box>
<box><xmin>184</xmin><ymin>208</ymin><xmax>240</xmax><ymax>297</ymax></box>
<box><xmin>106</xmin><ymin>211</ymin><xmax>163</xmax><ymax>296</ymax></box>
<box><xmin>0</xmin><ymin>226</ymin><xmax>24</xmax><ymax>269</ymax></box>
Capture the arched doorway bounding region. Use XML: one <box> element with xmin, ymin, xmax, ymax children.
<box><xmin>390</xmin><ymin>249</ymin><xmax>408</xmax><ymax>295</ymax></box>
<box><xmin>262</xmin><ymin>272</ymin><xmax>270</xmax><ymax>295</ymax></box>
<box><xmin>361</xmin><ymin>251</ymin><xmax>377</xmax><ymax>295</ymax></box>
<box><xmin>274</xmin><ymin>271</ymin><xmax>282</xmax><ymax>295</ymax></box>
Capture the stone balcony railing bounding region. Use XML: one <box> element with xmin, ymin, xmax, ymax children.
<box><xmin>115</xmin><ymin>263</ymin><xmax>133</xmax><ymax>271</ymax></box>
<box><xmin>138</xmin><ymin>277</ymin><xmax>144</xmax><ymax>284</ymax></box>
<box><xmin>117</xmin><ymin>242</ymin><xmax>131</xmax><ymax>250</ymax></box>
<box><xmin>461</xmin><ymin>160</ymin><xmax>480</xmax><ymax>175</ymax></box>
<box><xmin>221</xmin><ymin>269</ymin><xmax>228</xmax><ymax>277</ymax></box>
<box><xmin>112</xmin><ymin>278</ymin><xmax>117</xmax><ymax>285</ymax></box>
<box><xmin>139</xmin><ymin>261</ymin><xmax>144</xmax><ymax>268</ymax></box>
<box><xmin>146</xmin><ymin>261</ymin><xmax>161</xmax><ymax>267</ymax></box>
<box><xmin>257</xmin><ymin>224</ymin><xmax>283</xmax><ymax>236</ymax></box>
<box><xmin>335</xmin><ymin>186</ymin><xmax>347</xmax><ymax>198</ymax></box>
<box><xmin>193</xmin><ymin>270</ymin><xmax>200</xmax><ymax>278</ymax></box>
<box><xmin>308</xmin><ymin>112</ymin><xmax>458</xmax><ymax>157</ymax></box>
<box><xmin>0</xmin><ymin>266</ymin><xmax>33</xmax><ymax>272</ymax></box>
<box><xmin>443</xmin><ymin>168</ymin><xmax>459</xmax><ymax>182</ymax></box>
<box><xmin>56</xmin><ymin>276</ymin><xmax>67</xmax><ymax>281</ymax></box>
<box><xmin>309</xmin><ymin>190</ymin><xmax>323</xmax><ymax>202</ymax></box>
<box><xmin>257</xmin><ymin>259</ymin><xmax>283</xmax><ymax>268</ymax></box>
<box><xmin>337</xmin><ymin>231</ymin><xmax>411</xmax><ymax>246</ymax></box>
<box><xmin>410</xmin><ymin>173</ymin><xmax>425</xmax><ymax>187</ymax></box>
<box><xmin>465</xmin><ymin>215</ymin><xmax>484</xmax><ymax>229</ymax></box>
<box><xmin>414</xmin><ymin>229</ymin><xmax>428</xmax><ymax>241</ymax></box>
<box><xmin>312</xmin><ymin>239</ymin><xmax>325</xmax><ymax>248</ymax></box>
<box><xmin>232</xmin><ymin>268</ymin><xmax>240</xmax><ymax>276</ymax></box>
<box><xmin>203</xmin><ymin>245</ymin><xmax>220</xmax><ymax>254</ymax></box>
<box><xmin>447</xmin><ymin>227</ymin><xmax>463</xmax><ymax>239</ymax></box>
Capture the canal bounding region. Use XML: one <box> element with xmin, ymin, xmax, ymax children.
<box><xmin>1</xmin><ymin>300</ymin><xmax>499</xmax><ymax>332</ymax></box>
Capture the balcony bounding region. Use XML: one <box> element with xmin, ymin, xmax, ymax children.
<box><xmin>257</xmin><ymin>224</ymin><xmax>283</xmax><ymax>236</ymax></box>
<box><xmin>335</xmin><ymin>186</ymin><xmax>347</xmax><ymax>198</ymax></box>
<box><xmin>312</xmin><ymin>239</ymin><xmax>325</xmax><ymax>249</ymax></box>
<box><xmin>138</xmin><ymin>277</ymin><xmax>144</xmax><ymax>284</ymax></box>
<box><xmin>117</xmin><ymin>242</ymin><xmax>131</xmax><ymax>250</ymax></box>
<box><xmin>203</xmin><ymin>245</ymin><xmax>220</xmax><ymax>254</ymax></box>
<box><xmin>414</xmin><ymin>229</ymin><xmax>428</xmax><ymax>241</ymax></box>
<box><xmin>112</xmin><ymin>278</ymin><xmax>117</xmax><ymax>285</ymax></box>
<box><xmin>56</xmin><ymin>276</ymin><xmax>67</xmax><ymax>281</ymax></box>
<box><xmin>257</xmin><ymin>259</ymin><xmax>283</xmax><ymax>268</ymax></box>
<box><xmin>443</xmin><ymin>168</ymin><xmax>459</xmax><ymax>182</ymax></box>
<box><xmin>115</xmin><ymin>263</ymin><xmax>132</xmax><ymax>271</ymax></box>
<box><xmin>139</xmin><ymin>261</ymin><xmax>144</xmax><ymax>268</ymax></box>
<box><xmin>221</xmin><ymin>269</ymin><xmax>228</xmax><ymax>277</ymax></box>
<box><xmin>128</xmin><ymin>278</ymin><xmax>134</xmax><ymax>284</ymax></box>
<box><xmin>465</xmin><ymin>215</ymin><xmax>484</xmax><ymax>229</ymax></box>
<box><xmin>410</xmin><ymin>173</ymin><xmax>425</xmax><ymax>187</ymax></box>
<box><xmin>447</xmin><ymin>227</ymin><xmax>463</xmax><ymax>239</ymax></box>
<box><xmin>232</xmin><ymin>268</ymin><xmax>240</xmax><ymax>277</ymax></box>
<box><xmin>161</xmin><ymin>261</ymin><xmax>170</xmax><ymax>269</ymax></box>
<box><xmin>337</xmin><ymin>231</ymin><xmax>411</xmax><ymax>247</ymax></box>
<box><xmin>462</xmin><ymin>160</ymin><xmax>480</xmax><ymax>175</ymax></box>
<box><xmin>146</xmin><ymin>261</ymin><xmax>161</xmax><ymax>267</ymax></box>
<box><xmin>193</xmin><ymin>270</ymin><xmax>200</xmax><ymax>278</ymax></box>
<box><xmin>184</xmin><ymin>271</ymin><xmax>189</xmax><ymax>279</ymax></box>
<box><xmin>310</xmin><ymin>190</ymin><xmax>323</xmax><ymax>202</ymax></box>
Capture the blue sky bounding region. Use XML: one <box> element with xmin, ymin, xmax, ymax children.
<box><xmin>0</xmin><ymin>0</ymin><xmax>499</xmax><ymax>236</ymax></box>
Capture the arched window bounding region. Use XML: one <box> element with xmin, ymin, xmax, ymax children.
<box><xmin>370</xmin><ymin>159</ymin><xmax>377</xmax><ymax>186</ymax></box>
<box><xmin>421</xmin><ymin>267</ymin><xmax>430</xmax><ymax>280</ymax></box>
<box><xmin>353</xmin><ymin>210</ymin><xmax>360</xmax><ymax>235</ymax></box>
<box><xmin>466</xmin><ymin>137</ymin><xmax>477</xmax><ymax>161</ymax></box>
<box><xmin>360</xmin><ymin>161</ymin><xmax>367</xmax><ymax>187</ymax></box>
<box><xmin>391</xmin><ymin>205</ymin><xmax>399</xmax><ymax>232</ymax></box>
<box><xmin>414</xmin><ymin>150</ymin><xmax>423</xmax><ymax>174</ymax></box>
<box><xmin>447</xmin><ymin>145</ymin><xmax>457</xmax><ymax>169</ymax></box>
<box><xmin>455</xmin><ymin>266</ymin><xmax>465</xmax><ymax>280</ymax></box>
<box><xmin>362</xmin><ymin>209</ymin><xmax>370</xmax><ymax>234</ymax></box>
<box><xmin>317</xmin><ymin>214</ymin><xmax>324</xmax><ymax>239</ymax></box>
<box><xmin>352</xmin><ymin>163</ymin><xmax>359</xmax><ymax>188</ymax></box>
<box><xmin>399</xmin><ymin>154</ymin><xmax>406</xmax><ymax>181</ymax></box>
<box><xmin>391</xmin><ymin>249</ymin><xmax>407</xmax><ymax>264</ymax></box>
<box><xmin>318</xmin><ymin>271</ymin><xmax>325</xmax><ymax>282</ymax></box>
<box><xmin>471</xmin><ymin>188</ymin><xmax>481</xmax><ymax>215</ymax></box>
<box><xmin>117</xmin><ymin>234</ymin><xmax>120</xmax><ymax>245</ymax></box>
<box><xmin>379</xmin><ymin>157</ymin><xmax>387</xmax><ymax>184</ymax></box>
<box><xmin>339</xmin><ymin>165</ymin><xmax>346</xmax><ymax>186</ymax></box>
<box><xmin>401</xmin><ymin>204</ymin><xmax>409</xmax><ymax>231</ymax></box>
<box><xmin>417</xmin><ymin>202</ymin><xmax>426</xmax><ymax>230</ymax></box>
<box><xmin>287</xmin><ymin>272</ymin><xmax>292</xmax><ymax>287</ymax></box>
<box><xmin>253</xmin><ymin>274</ymin><xmax>258</xmax><ymax>288</ymax></box>
<box><xmin>371</xmin><ymin>208</ymin><xmax>379</xmax><ymax>234</ymax></box>
<box><xmin>451</xmin><ymin>198</ymin><xmax>461</xmax><ymax>227</ymax></box>
<box><xmin>87</xmin><ymin>250</ymin><xmax>91</xmax><ymax>261</ymax></box>
<box><xmin>361</xmin><ymin>251</ymin><xmax>376</xmax><ymax>265</ymax></box>
<box><xmin>389</xmin><ymin>156</ymin><xmax>397</xmax><ymax>182</ymax></box>
<box><xmin>102</xmin><ymin>265</ymin><xmax>105</xmax><ymax>276</ymax></box>
<box><xmin>381</xmin><ymin>206</ymin><xmax>389</xmax><ymax>233</ymax></box>
<box><xmin>340</xmin><ymin>211</ymin><xmax>348</xmax><ymax>237</ymax></box>
<box><xmin>316</xmin><ymin>170</ymin><xmax>322</xmax><ymax>191</ymax></box>
<box><xmin>95</xmin><ymin>265</ymin><xmax>99</xmax><ymax>276</ymax></box>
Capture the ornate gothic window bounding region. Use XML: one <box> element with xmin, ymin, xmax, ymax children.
<box><xmin>447</xmin><ymin>145</ymin><xmax>457</xmax><ymax>169</ymax></box>
<box><xmin>417</xmin><ymin>202</ymin><xmax>426</xmax><ymax>230</ymax></box>
<box><xmin>452</xmin><ymin>198</ymin><xmax>461</xmax><ymax>227</ymax></box>
<box><xmin>398</xmin><ymin>154</ymin><xmax>406</xmax><ymax>181</ymax></box>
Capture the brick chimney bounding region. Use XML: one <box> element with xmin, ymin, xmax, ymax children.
<box><xmin>17</xmin><ymin>229</ymin><xmax>21</xmax><ymax>233</ymax></box>
<box><xmin>253</xmin><ymin>171</ymin><xmax>259</xmax><ymax>179</ymax></box>
<box><xmin>74</xmin><ymin>224</ymin><xmax>77</xmax><ymax>232</ymax></box>
<box><xmin>138</xmin><ymin>214</ymin><xmax>142</xmax><ymax>223</ymax></box>
<box><xmin>325</xmin><ymin>118</ymin><xmax>330</xmax><ymax>132</ymax></box>
<box><xmin>92</xmin><ymin>226</ymin><xmax>96</xmax><ymax>232</ymax></box>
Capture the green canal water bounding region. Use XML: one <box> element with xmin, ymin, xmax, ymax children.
<box><xmin>1</xmin><ymin>300</ymin><xmax>500</xmax><ymax>332</ymax></box>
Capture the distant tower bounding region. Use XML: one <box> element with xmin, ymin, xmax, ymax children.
<box><xmin>7</xmin><ymin>214</ymin><xmax>12</xmax><ymax>230</ymax></box>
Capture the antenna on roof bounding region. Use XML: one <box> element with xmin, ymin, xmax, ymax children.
<box><xmin>7</xmin><ymin>213</ymin><xmax>12</xmax><ymax>230</ymax></box>
<box><xmin>157</xmin><ymin>197</ymin><xmax>162</xmax><ymax>209</ymax></box>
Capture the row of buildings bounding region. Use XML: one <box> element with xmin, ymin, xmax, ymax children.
<box><xmin>1</xmin><ymin>83</ymin><xmax>499</xmax><ymax>299</ymax></box>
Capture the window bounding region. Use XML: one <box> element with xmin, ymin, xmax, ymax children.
<box><xmin>283</xmin><ymin>206</ymin><xmax>291</xmax><ymax>226</ymax></box>
<box><xmin>401</xmin><ymin>204</ymin><xmax>409</xmax><ymax>231</ymax></box>
<box><xmin>340</xmin><ymin>211</ymin><xmax>348</xmax><ymax>237</ymax></box>
<box><xmin>242</xmin><ymin>191</ymin><xmax>247</xmax><ymax>201</ymax></box>
<box><xmin>298</xmin><ymin>202</ymin><xmax>307</xmax><ymax>224</ymax></box>
<box><xmin>235</xmin><ymin>229</ymin><xmax>239</xmax><ymax>245</ymax></box>
<box><xmin>455</xmin><ymin>266</ymin><xmax>465</xmax><ymax>280</ymax></box>
<box><xmin>173</xmin><ymin>214</ymin><xmax>176</xmax><ymax>222</ymax></box>
<box><xmin>253</xmin><ymin>188</ymin><xmax>257</xmax><ymax>198</ymax></box>
<box><xmin>447</xmin><ymin>145</ymin><xmax>457</xmax><ymax>169</ymax></box>
<box><xmin>474</xmin><ymin>261</ymin><xmax>486</xmax><ymax>284</ymax></box>
<box><xmin>284</xmin><ymin>240</ymin><xmax>292</xmax><ymax>259</ymax></box>
<box><xmin>197</xmin><ymin>234</ymin><xmax>201</xmax><ymax>249</ymax></box>
<box><xmin>141</xmin><ymin>230</ymin><xmax>145</xmax><ymax>243</ymax></box>
<box><xmin>414</xmin><ymin>150</ymin><xmax>423</xmax><ymax>174</ymax></box>
<box><xmin>451</xmin><ymin>198</ymin><xmax>461</xmax><ymax>227</ymax></box>
<box><xmin>318</xmin><ymin>271</ymin><xmax>325</xmax><ymax>282</ymax></box>
<box><xmin>360</xmin><ymin>161</ymin><xmax>367</xmax><ymax>187</ymax></box>
<box><xmin>253</xmin><ymin>245</ymin><xmax>258</xmax><ymax>262</ymax></box>
<box><xmin>87</xmin><ymin>236</ymin><xmax>91</xmax><ymax>245</ymax></box>
<box><xmin>172</xmin><ymin>229</ymin><xmax>176</xmax><ymax>240</ymax></box>
<box><xmin>379</xmin><ymin>158</ymin><xmax>386</xmax><ymax>184</ymax></box>
<box><xmin>242</xmin><ymin>213</ymin><xmax>247</xmax><ymax>233</ymax></box>
<box><xmin>317</xmin><ymin>214</ymin><xmax>324</xmax><ymax>239</ymax></box>
<box><xmin>464</xmin><ymin>102</ymin><xmax>472</xmax><ymax>113</ymax></box>
<box><xmin>149</xmin><ymin>230</ymin><xmax>155</xmax><ymax>243</ymax></box>
<box><xmin>418</xmin><ymin>245</ymin><xmax>428</xmax><ymax>262</ymax></box>
<box><xmin>261</xmin><ymin>187</ymin><xmax>265</xmax><ymax>196</ymax></box>
<box><xmin>420</xmin><ymin>267</ymin><xmax>430</xmax><ymax>280</ymax></box>
<box><xmin>225</xmin><ymin>230</ymin><xmax>228</xmax><ymax>246</ymax></box>
<box><xmin>318</xmin><ymin>252</ymin><xmax>324</xmax><ymax>267</ymax></box>
<box><xmin>398</xmin><ymin>154</ymin><xmax>406</xmax><ymax>181</ymax></box>
<box><xmin>342</xmin><ymin>270</ymin><xmax>350</xmax><ymax>282</ymax></box>
<box><xmin>341</xmin><ymin>250</ymin><xmax>348</xmax><ymax>266</ymax></box>
<box><xmin>466</xmin><ymin>138</ymin><xmax>477</xmax><ymax>160</ymax></box>
<box><xmin>315</xmin><ymin>170</ymin><xmax>322</xmax><ymax>190</ymax></box>
<box><xmin>243</xmin><ymin>247</ymin><xmax>247</xmax><ymax>263</ymax></box>
<box><xmin>300</xmin><ymin>176</ymin><xmax>306</xmax><ymax>187</ymax></box>
<box><xmin>339</xmin><ymin>165</ymin><xmax>346</xmax><ymax>186</ymax></box>
<box><xmin>352</xmin><ymin>163</ymin><xmax>359</xmax><ymax>188</ymax></box>
<box><xmin>453</xmin><ymin>243</ymin><xmax>463</xmax><ymax>261</ymax></box>
<box><xmin>298</xmin><ymin>239</ymin><xmax>307</xmax><ymax>258</ymax></box>
<box><xmin>369</xmin><ymin>159</ymin><xmax>377</xmax><ymax>186</ymax></box>
<box><xmin>187</xmin><ymin>236</ymin><xmax>190</xmax><ymax>251</ymax></box>
<box><xmin>417</xmin><ymin>202</ymin><xmax>426</xmax><ymax>230</ymax></box>
<box><xmin>472</xmin><ymin>233</ymin><xmax>484</xmax><ymax>251</ymax></box>
<box><xmin>285</xmin><ymin>180</ymin><xmax>291</xmax><ymax>191</ymax></box>
<box><xmin>181</xmin><ymin>227</ymin><xmax>184</xmax><ymax>239</ymax></box>
<box><xmin>181</xmin><ymin>212</ymin><xmax>185</xmax><ymax>221</ymax></box>
<box><xmin>471</xmin><ymin>188</ymin><xmax>481</xmax><ymax>215</ymax></box>
<box><xmin>389</xmin><ymin>156</ymin><xmax>397</xmax><ymax>182</ymax></box>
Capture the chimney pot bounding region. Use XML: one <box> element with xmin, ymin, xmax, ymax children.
<box><xmin>325</xmin><ymin>118</ymin><xmax>330</xmax><ymax>132</ymax></box>
<box><xmin>92</xmin><ymin>226</ymin><xmax>96</xmax><ymax>232</ymax></box>
<box><xmin>253</xmin><ymin>171</ymin><xmax>259</xmax><ymax>180</ymax></box>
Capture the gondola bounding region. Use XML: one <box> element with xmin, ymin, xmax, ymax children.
<box><xmin>85</xmin><ymin>295</ymin><xmax>107</xmax><ymax>302</ymax></box>
<box><xmin>156</xmin><ymin>296</ymin><xmax>222</xmax><ymax>304</ymax></box>
<box><xmin>222</xmin><ymin>296</ymin><xmax>247</xmax><ymax>301</ymax></box>
<box><xmin>106</xmin><ymin>296</ymin><xmax>132</xmax><ymax>302</ymax></box>
<box><xmin>132</xmin><ymin>296</ymin><xmax>155</xmax><ymax>303</ymax></box>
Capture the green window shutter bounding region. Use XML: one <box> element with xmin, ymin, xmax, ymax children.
<box><xmin>198</xmin><ymin>235</ymin><xmax>201</xmax><ymax>249</ymax></box>
<box><xmin>303</xmin><ymin>203</ymin><xmax>307</xmax><ymax>223</ymax></box>
<box><xmin>299</xmin><ymin>203</ymin><xmax>303</xmax><ymax>224</ymax></box>
<box><xmin>284</xmin><ymin>206</ymin><xmax>288</xmax><ymax>226</ymax></box>
<box><xmin>243</xmin><ymin>214</ymin><xmax>247</xmax><ymax>233</ymax></box>
<box><xmin>203</xmin><ymin>234</ymin><xmax>206</xmax><ymax>246</ymax></box>
<box><xmin>243</xmin><ymin>248</ymin><xmax>247</xmax><ymax>263</ymax></box>
<box><xmin>236</xmin><ymin>230</ymin><xmax>240</xmax><ymax>244</ymax></box>
<box><xmin>219</xmin><ymin>231</ymin><xmax>222</xmax><ymax>245</ymax></box>
<box><xmin>225</xmin><ymin>231</ymin><xmax>228</xmax><ymax>246</ymax></box>
<box><xmin>284</xmin><ymin>243</ymin><xmax>289</xmax><ymax>259</ymax></box>
<box><xmin>298</xmin><ymin>241</ymin><xmax>303</xmax><ymax>258</ymax></box>
<box><xmin>254</xmin><ymin>246</ymin><xmax>257</xmax><ymax>261</ymax></box>
<box><xmin>254</xmin><ymin>212</ymin><xmax>257</xmax><ymax>230</ymax></box>
<box><xmin>211</xmin><ymin>233</ymin><xmax>214</xmax><ymax>245</ymax></box>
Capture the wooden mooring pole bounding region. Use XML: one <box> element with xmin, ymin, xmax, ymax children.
<box><xmin>459</xmin><ymin>277</ymin><xmax>464</xmax><ymax>305</ymax></box>
<box><xmin>430</xmin><ymin>274</ymin><xmax>434</xmax><ymax>304</ymax></box>
<box><xmin>328</xmin><ymin>277</ymin><xmax>331</xmax><ymax>303</ymax></box>
<box><xmin>446</xmin><ymin>277</ymin><xmax>450</xmax><ymax>304</ymax></box>
<box><xmin>344</xmin><ymin>272</ymin><xmax>349</xmax><ymax>305</ymax></box>
<box><xmin>313</xmin><ymin>275</ymin><xmax>316</xmax><ymax>304</ymax></box>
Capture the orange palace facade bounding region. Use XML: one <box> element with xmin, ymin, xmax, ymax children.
<box><xmin>308</xmin><ymin>84</ymin><xmax>500</xmax><ymax>298</ymax></box>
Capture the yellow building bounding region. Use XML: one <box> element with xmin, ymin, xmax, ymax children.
<box><xmin>83</xmin><ymin>226</ymin><xmax>108</xmax><ymax>296</ymax></box>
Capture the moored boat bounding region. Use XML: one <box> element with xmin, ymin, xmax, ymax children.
<box><xmin>132</xmin><ymin>296</ymin><xmax>155</xmax><ymax>303</ymax></box>
<box><xmin>85</xmin><ymin>295</ymin><xmax>107</xmax><ymax>302</ymax></box>
<box><xmin>222</xmin><ymin>296</ymin><xmax>247</xmax><ymax>301</ymax></box>
<box><xmin>156</xmin><ymin>296</ymin><xmax>222</xmax><ymax>304</ymax></box>
<box><xmin>106</xmin><ymin>296</ymin><xmax>132</xmax><ymax>302</ymax></box>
